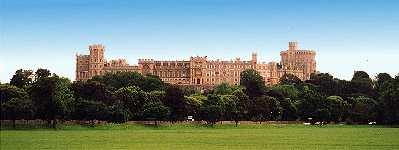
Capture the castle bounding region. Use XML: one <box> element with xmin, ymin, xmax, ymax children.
<box><xmin>76</xmin><ymin>42</ymin><xmax>316</xmax><ymax>89</ymax></box>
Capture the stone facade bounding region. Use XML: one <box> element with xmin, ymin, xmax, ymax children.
<box><xmin>76</xmin><ymin>42</ymin><xmax>316</xmax><ymax>87</ymax></box>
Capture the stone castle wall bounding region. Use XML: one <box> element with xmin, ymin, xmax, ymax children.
<box><xmin>76</xmin><ymin>42</ymin><xmax>316</xmax><ymax>86</ymax></box>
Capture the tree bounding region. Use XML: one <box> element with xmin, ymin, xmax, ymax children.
<box><xmin>0</xmin><ymin>85</ymin><xmax>29</xmax><ymax>104</ymax></box>
<box><xmin>89</xmin><ymin>71</ymin><xmax>165</xmax><ymax>92</ymax></box>
<box><xmin>270</xmin><ymin>84</ymin><xmax>299</xmax><ymax>100</ymax></box>
<box><xmin>232</xmin><ymin>89</ymin><xmax>251</xmax><ymax>121</ymax></box>
<box><xmin>29</xmin><ymin>76</ymin><xmax>75</xmax><ymax>130</ymax></box>
<box><xmin>351</xmin><ymin>96</ymin><xmax>379</xmax><ymax>124</ymax></box>
<box><xmin>326</xmin><ymin>96</ymin><xmax>351</xmax><ymax>122</ymax></box>
<box><xmin>214</xmin><ymin>82</ymin><xmax>245</xmax><ymax>95</ymax></box>
<box><xmin>1</xmin><ymin>98</ymin><xmax>34</xmax><ymax>128</ymax></box>
<box><xmin>200</xmin><ymin>105</ymin><xmax>223</xmax><ymax>127</ymax></box>
<box><xmin>79</xmin><ymin>100</ymin><xmax>110</xmax><ymax>128</ymax></box>
<box><xmin>70</xmin><ymin>81</ymin><xmax>115</xmax><ymax>105</ymax></box>
<box><xmin>108</xmin><ymin>100</ymin><xmax>132</xmax><ymax>124</ymax></box>
<box><xmin>163</xmin><ymin>85</ymin><xmax>187</xmax><ymax>123</ymax></box>
<box><xmin>376</xmin><ymin>73</ymin><xmax>393</xmax><ymax>86</ymax></box>
<box><xmin>379</xmin><ymin>88</ymin><xmax>399</xmax><ymax>124</ymax></box>
<box><xmin>307</xmin><ymin>73</ymin><xmax>338</xmax><ymax>96</ymax></box>
<box><xmin>148</xmin><ymin>90</ymin><xmax>166</xmax><ymax>103</ymax></box>
<box><xmin>220</xmin><ymin>95</ymin><xmax>241</xmax><ymax>126</ymax></box>
<box><xmin>296</xmin><ymin>86</ymin><xmax>328</xmax><ymax>122</ymax></box>
<box><xmin>184</xmin><ymin>95</ymin><xmax>204</xmax><ymax>121</ymax></box>
<box><xmin>35</xmin><ymin>68</ymin><xmax>51</xmax><ymax>80</ymax></box>
<box><xmin>141</xmin><ymin>102</ymin><xmax>170</xmax><ymax>127</ymax></box>
<box><xmin>248</xmin><ymin>96</ymin><xmax>280</xmax><ymax>124</ymax></box>
<box><xmin>351</xmin><ymin>71</ymin><xmax>370</xmax><ymax>81</ymax></box>
<box><xmin>240</xmin><ymin>69</ymin><xmax>266</xmax><ymax>98</ymax></box>
<box><xmin>114</xmin><ymin>86</ymin><xmax>148</xmax><ymax>120</ymax></box>
<box><xmin>279</xmin><ymin>73</ymin><xmax>302</xmax><ymax>85</ymax></box>
<box><xmin>10</xmin><ymin>69</ymin><xmax>33</xmax><ymax>88</ymax></box>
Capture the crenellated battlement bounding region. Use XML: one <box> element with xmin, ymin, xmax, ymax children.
<box><xmin>89</xmin><ymin>44</ymin><xmax>105</xmax><ymax>50</ymax></box>
<box><xmin>138</xmin><ymin>59</ymin><xmax>154</xmax><ymax>63</ymax></box>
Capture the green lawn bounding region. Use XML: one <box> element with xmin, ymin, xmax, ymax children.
<box><xmin>1</xmin><ymin>124</ymin><xmax>398</xmax><ymax>149</ymax></box>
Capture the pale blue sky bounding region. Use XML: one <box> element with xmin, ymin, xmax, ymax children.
<box><xmin>1</xmin><ymin>0</ymin><xmax>398</xmax><ymax>82</ymax></box>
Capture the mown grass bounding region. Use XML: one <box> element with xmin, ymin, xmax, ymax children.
<box><xmin>1</xmin><ymin>124</ymin><xmax>399</xmax><ymax>149</ymax></box>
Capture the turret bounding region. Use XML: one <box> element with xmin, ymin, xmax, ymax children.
<box><xmin>252</xmin><ymin>53</ymin><xmax>258</xmax><ymax>63</ymax></box>
<box><xmin>289</xmin><ymin>42</ymin><xmax>297</xmax><ymax>51</ymax></box>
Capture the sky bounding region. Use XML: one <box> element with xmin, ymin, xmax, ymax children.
<box><xmin>1</xmin><ymin>0</ymin><xmax>398</xmax><ymax>83</ymax></box>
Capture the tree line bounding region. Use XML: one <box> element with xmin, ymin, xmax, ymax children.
<box><xmin>1</xmin><ymin>68</ymin><xmax>398</xmax><ymax>129</ymax></box>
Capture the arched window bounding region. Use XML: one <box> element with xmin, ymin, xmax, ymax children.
<box><xmin>197</xmin><ymin>78</ymin><xmax>201</xmax><ymax>84</ymax></box>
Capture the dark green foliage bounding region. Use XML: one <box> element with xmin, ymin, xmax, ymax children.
<box><xmin>240</xmin><ymin>69</ymin><xmax>266</xmax><ymax>98</ymax></box>
<box><xmin>70</xmin><ymin>81</ymin><xmax>115</xmax><ymax>105</ymax></box>
<box><xmin>378</xmin><ymin>77</ymin><xmax>399</xmax><ymax>124</ymax></box>
<box><xmin>350</xmin><ymin>96</ymin><xmax>379</xmax><ymax>124</ymax></box>
<box><xmin>307</xmin><ymin>73</ymin><xmax>338</xmax><ymax>96</ymax></box>
<box><xmin>114</xmin><ymin>86</ymin><xmax>148</xmax><ymax>120</ymax></box>
<box><xmin>199</xmin><ymin>94</ymin><xmax>225</xmax><ymax>126</ymax></box>
<box><xmin>35</xmin><ymin>68</ymin><xmax>51</xmax><ymax>80</ymax></box>
<box><xmin>88</xmin><ymin>71</ymin><xmax>165</xmax><ymax>92</ymax></box>
<box><xmin>184</xmin><ymin>95</ymin><xmax>204</xmax><ymax>120</ymax></box>
<box><xmin>249</xmin><ymin>96</ymin><xmax>280</xmax><ymax>124</ymax></box>
<box><xmin>214</xmin><ymin>82</ymin><xmax>245</xmax><ymax>95</ymax></box>
<box><xmin>351</xmin><ymin>71</ymin><xmax>370</xmax><ymax>81</ymax></box>
<box><xmin>10</xmin><ymin>69</ymin><xmax>33</xmax><ymax>88</ymax></box>
<box><xmin>108</xmin><ymin>100</ymin><xmax>132</xmax><ymax>124</ymax></box>
<box><xmin>147</xmin><ymin>91</ymin><xmax>165</xmax><ymax>103</ymax></box>
<box><xmin>270</xmin><ymin>84</ymin><xmax>299</xmax><ymax>100</ymax></box>
<box><xmin>296</xmin><ymin>86</ymin><xmax>328</xmax><ymax>122</ymax></box>
<box><xmin>326</xmin><ymin>96</ymin><xmax>351</xmax><ymax>122</ymax></box>
<box><xmin>1</xmin><ymin>98</ymin><xmax>34</xmax><ymax>128</ymax></box>
<box><xmin>141</xmin><ymin>102</ymin><xmax>170</xmax><ymax>127</ymax></box>
<box><xmin>29</xmin><ymin>76</ymin><xmax>75</xmax><ymax>130</ymax></box>
<box><xmin>73</xmin><ymin>99</ymin><xmax>110</xmax><ymax>128</ymax></box>
<box><xmin>279</xmin><ymin>73</ymin><xmax>302</xmax><ymax>85</ymax></box>
<box><xmin>0</xmin><ymin>85</ymin><xmax>29</xmax><ymax>104</ymax></box>
<box><xmin>163</xmin><ymin>85</ymin><xmax>187</xmax><ymax>122</ymax></box>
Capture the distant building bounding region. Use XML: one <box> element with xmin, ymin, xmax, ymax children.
<box><xmin>76</xmin><ymin>42</ymin><xmax>316</xmax><ymax>89</ymax></box>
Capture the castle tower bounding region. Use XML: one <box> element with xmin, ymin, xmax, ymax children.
<box><xmin>88</xmin><ymin>44</ymin><xmax>105</xmax><ymax>78</ymax></box>
<box><xmin>252</xmin><ymin>53</ymin><xmax>258</xmax><ymax>63</ymax></box>
<box><xmin>289</xmin><ymin>42</ymin><xmax>297</xmax><ymax>51</ymax></box>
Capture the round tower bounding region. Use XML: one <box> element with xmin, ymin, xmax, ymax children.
<box><xmin>89</xmin><ymin>44</ymin><xmax>105</xmax><ymax>78</ymax></box>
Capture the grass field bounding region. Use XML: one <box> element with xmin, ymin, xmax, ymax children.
<box><xmin>1</xmin><ymin>124</ymin><xmax>399</xmax><ymax>149</ymax></box>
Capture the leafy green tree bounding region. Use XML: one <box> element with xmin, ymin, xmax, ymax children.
<box><xmin>35</xmin><ymin>68</ymin><xmax>51</xmax><ymax>80</ymax></box>
<box><xmin>350</xmin><ymin>96</ymin><xmax>379</xmax><ymax>124</ymax></box>
<box><xmin>351</xmin><ymin>71</ymin><xmax>370</xmax><ymax>81</ymax></box>
<box><xmin>29</xmin><ymin>76</ymin><xmax>75</xmax><ymax>130</ymax></box>
<box><xmin>0</xmin><ymin>85</ymin><xmax>29</xmax><ymax>104</ymax></box>
<box><xmin>240</xmin><ymin>69</ymin><xmax>266</xmax><ymax>98</ymax></box>
<box><xmin>184</xmin><ymin>95</ymin><xmax>204</xmax><ymax>120</ymax></box>
<box><xmin>108</xmin><ymin>100</ymin><xmax>132</xmax><ymax>124</ymax></box>
<box><xmin>296</xmin><ymin>86</ymin><xmax>328</xmax><ymax>122</ymax></box>
<box><xmin>200</xmin><ymin>104</ymin><xmax>223</xmax><ymax>127</ymax></box>
<box><xmin>249</xmin><ymin>96</ymin><xmax>280</xmax><ymax>124</ymax></box>
<box><xmin>70</xmin><ymin>81</ymin><xmax>115</xmax><ymax>105</ymax></box>
<box><xmin>79</xmin><ymin>100</ymin><xmax>110</xmax><ymax>128</ymax></box>
<box><xmin>270</xmin><ymin>84</ymin><xmax>299</xmax><ymax>99</ymax></box>
<box><xmin>220</xmin><ymin>95</ymin><xmax>238</xmax><ymax>122</ymax></box>
<box><xmin>1</xmin><ymin>98</ymin><xmax>34</xmax><ymax>128</ymax></box>
<box><xmin>232</xmin><ymin>89</ymin><xmax>251</xmax><ymax>121</ymax></box>
<box><xmin>114</xmin><ymin>86</ymin><xmax>148</xmax><ymax>120</ymax></box>
<box><xmin>326</xmin><ymin>96</ymin><xmax>351</xmax><ymax>122</ymax></box>
<box><xmin>376</xmin><ymin>73</ymin><xmax>393</xmax><ymax>86</ymax></box>
<box><xmin>307</xmin><ymin>73</ymin><xmax>338</xmax><ymax>96</ymax></box>
<box><xmin>279</xmin><ymin>73</ymin><xmax>302</xmax><ymax>85</ymax></box>
<box><xmin>10</xmin><ymin>69</ymin><xmax>33</xmax><ymax>88</ymax></box>
<box><xmin>163</xmin><ymin>85</ymin><xmax>186</xmax><ymax>123</ymax></box>
<box><xmin>214</xmin><ymin>82</ymin><xmax>245</xmax><ymax>95</ymax></box>
<box><xmin>141</xmin><ymin>102</ymin><xmax>170</xmax><ymax>127</ymax></box>
<box><xmin>378</xmin><ymin>88</ymin><xmax>399</xmax><ymax>124</ymax></box>
<box><xmin>148</xmin><ymin>90</ymin><xmax>166</xmax><ymax>103</ymax></box>
<box><xmin>89</xmin><ymin>71</ymin><xmax>165</xmax><ymax>92</ymax></box>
